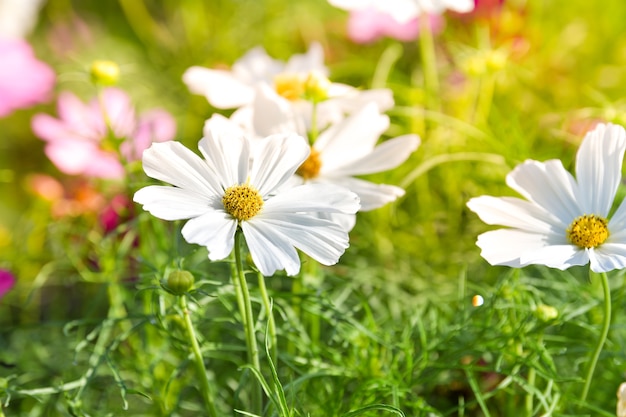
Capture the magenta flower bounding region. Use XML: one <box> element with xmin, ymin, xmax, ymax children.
<box><xmin>32</xmin><ymin>88</ymin><xmax>176</xmax><ymax>179</ymax></box>
<box><xmin>0</xmin><ymin>269</ymin><xmax>16</xmax><ymax>299</ymax></box>
<box><xmin>0</xmin><ymin>39</ymin><xmax>55</xmax><ymax>118</ymax></box>
<box><xmin>347</xmin><ymin>7</ymin><xmax>444</xmax><ymax>43</ymax></box>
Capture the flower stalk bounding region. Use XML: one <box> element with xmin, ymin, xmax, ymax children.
<box><xmin>580</xmin><ymin>271</ymin><xmax>612</xmax><ymax>403</ymax></box>
<box><xmin>257</xmin><ymin>271</ymin><xmax>278</xmax><ymax>361</ymax></box>
<box><xmin>178</xmin><ymin>294</ymin><xmax>218</xmax><ymax>417</ymax></box>
<box><xmin>233</xmin><ymin>230</ymin><xmax>263</xmax><ymax>413</ymax></box>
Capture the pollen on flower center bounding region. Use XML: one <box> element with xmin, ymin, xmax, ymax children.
<box><xmin>222</xmin><ymin>183</ymin><xmax>264</xmax><ymax>221</ymax></box>
<box><xmin>296</xmin><ymin>148</ymin><xmax>322</xmax><ymax>180</ymax></box>
<box><xmin>566</xmin><ymin>214</ymin><xmax>609</xmax><ymax>248</ymax></box>
<box><xmin>274</xmin><ymin>73</ymin><xmax>305</xmax><ymax>101</ymax></box>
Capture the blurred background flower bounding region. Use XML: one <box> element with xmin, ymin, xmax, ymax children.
<box><xmin>31</xmin><ymin>88</ymin><xmax>176</xmax><ymax>179</ymax></box>
<box><xmin>0</xmin><ymin>268</ymin><xmax>16</xmax><ymax>299</ymax></box>
<box><xmin>0</xmin><ymin>39</ymin><xmax>55</xmax><ymax>118</ymax></box>
<box><xmin>346</xmin><ymin>8</ymin><xmax>444</xmax><ymax>43</ymax></box>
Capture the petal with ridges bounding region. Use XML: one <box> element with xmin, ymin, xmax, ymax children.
<box><xmin>575</xmin><ymin>123</ymin><xmax>626</xmax><ymax>215</ymax></box>
<box><xmin>467</xmin><ymin>196</ymin><xmax>566</xmax><ymax>233</ymax></box>
<box><xmin>325</xmin><ymin>134</ymin><xmax>419</xmax><ymax>176</ymax></box>
<box><xmin>133</xmin><ymin>185</ymin><xmax>217</xmax><ymax>220</ymax></box>
<box><xmin>262</xmin><ymin>183</ymin><xmax>360</xmax><ymax>214</ymax></box>
<box><xmin>506</xmin><ymin>159</ymin><xmax>580</xmax><ymax>224</ymax></box>
<box><xmin>250</xmin><ymin>134</ymin><xmax>310</xmax><ymax>195</ymax></box>
<box><xmin>181</xmin><ymin>212</ymin><xmax>237</xmax><ymax>260</ymax></box>
<box><xmin>241</xmin><ymin>221</ymin><xmax>301</xmax><ymax>276</ymax></box>
<box><xmin>143</xmin><ymin>141</ymin><xmax>222</xmax><ymax>196</ymax></box>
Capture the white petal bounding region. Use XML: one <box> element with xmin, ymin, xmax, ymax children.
<box><xmin>608</xmin><ymin>199</ymin><xmax>626</xmax><ymax>239</ymax></box>
<box><xmin>575</xmin><ymin>123</ymin><xmax>626</xmax><ymax>215</ymax></box>
<box><xmin>262</xmin><ymin>183</ymin><xmax>360</xmax><ymax>214</ymax></box>
<box><xmin>241</xmin><ymin>221</ymin><xmax>301</xmax><ymax>276</ymax></box>
<box><xmin>327</xmin><ymin>134</ymin><xmax>420</xmax><ymax>176</ymax></box>
<box><xmin>285</xmin><ymin>42</ymin><xmax>328</xmax><ymax>75</ymax></box>
<box><xmin>182</xmin><ymin>66</ymin><xmax>253</xmax><ymax>109</ymax></box>
<box><xmin>318</xmin><ymin>211</ymin><xmax>357</xmax><ymax>232</ymax></box>
<box><xmin>590</xmin><ymin>245</ymin><xmax>626</xmax><ymax>272</ymax></box>
<box><xmin>325</xmin><ymin>87</ymin><xmax>395</xmax><ymax>115</ymax></box>
<box><xmin>202</xmin><ymin>113</ymin><xmax>247</xmax><ymax>139</ymax></box>
<box><xmin>467</xmin><ymin>196</ymin><xmax>566</xmax><ymax>234</ymax></box>
<box><xmin>520</xmin><ymin>244</ymin><xmax>589</xmax><ymax>270</ymax></box>
<box><xmin>232</xmin><ymin>46</ymin><xmax>284</xmax><ymax>85</ymax></box>
<box><xmin>475</xmin><ymin>228</ymin><xmax>580</xmax><ymax>268</ymax></box>
<box><xmin>198</xmin><ymin>132</ymin><xmax>249</xmax><ymax>188</ymax></box>
<box><xmin>316</xmin><ymin>103</ymin><xmax>389</xmax><ymax>172</ymax></box>
<box><xmin>181</xmin><ymin>212</ymin><xmax>237</xmax><ymax>260</ymax></box>
<box><xmin>251</xmin><ymin>84</ymin><xmax>304</xmax><ymax>137</ymax></box>
<box><xmin>251</xmin><ymin>213</ymin><xmax>350</xmax><ymax>266</ymax></box>
<box><xmin>133</xmin><ymin>185</ymin><xmax>216</xmax><ymax>220</ymax></box>
<box><xmin>249</xmin><ymin>134</ymin><xmax>310</xmax><ymax>196</ymax></box>
<box><xmin>318</xmin><ymin>177</ymin><xmax>401</xmax><ymax>211</ymax></box>
<box><xmin>142</xmin><ymin>141</ymin><xmax>221</xmax><ymax>197</ymax></box>
<box><xmin>506</xmin><ymin>159</ymin><xmax>580</xmax><ymax>224</ymax></box>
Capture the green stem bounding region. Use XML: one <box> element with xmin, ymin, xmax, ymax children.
<box><xmin>418</xmin><ymin>13</ymin><xmax>440</xmax><ymax>114</ymax></box>
<box><xmin>525</xmin><ymin>366</ymin><xmax>535</xmax><ymax>416</ymax></box>
<box><xmin>233</xmin><ymin>230</ymin><xmax>262</xmax><ymax>413</ymax></box>
<box><xmin>178</xmin><ymin>295</ymin><xmax>218</xmax><ymax>417</ymax></box>
<box><xmin>303</xmin><ymin>257</ymin><xmax>321</xmax><ymax>344</ymax></box>
<box><xmin>309</xmin><ymin>102</ymin><xmax>319</xmax><ymax>144</ymax></box>
<box><xmin>580</xmin><ymin>271</ymin><xmax>611</xmax><ymax>403</ymax></box>
<box><xmin>257</xmin><ymin>271</ymin><xmax>278</xmax><ymax>361</ymax></box>
<box><xmin>73</xmin><ymin>282</ymin><xmax>124</xmax><ymax>401</ymax></box>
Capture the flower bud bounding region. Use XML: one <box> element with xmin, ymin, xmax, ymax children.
<box><xmin>165</xmin><ymin>269</ymin><xmax>194</xmax><ymax>295</ymax></box>
<box><xmin>486</xmin><ymin>50</ymin><xmax>507</xmax><ymax>72</ymax></box>
<box><xmin>303</xmin><ymin>71</ymin><xmax>331</xmax><ymax>103</ymax></box>
<box><xmin>90</xmin><ymin>60</ymin><xmax>120</xmax><ymax>86</ymax></box>
<box><xmin>534</xmin><ymin>304</ymin><xmax>558</xmax><ymax>322</ymax></box>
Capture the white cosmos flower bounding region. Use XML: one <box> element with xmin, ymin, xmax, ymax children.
<box><xmin>183</xmin><ymin>43</ymin><xmax>327</xmax><ymax>109</ymax></box>
<box><xmin>133</xmin><ymin>127</ymin><xmax>360</xmax><ymax>276</ymax></box>
<box><xmin>183</xmin><ymin>43</ymin><xmax>394</xmax><ymax>131</ymax></box>
<box><xmin>296</xmin><ymin>102</ymin><xmax>420</xmax><ymax>230</ymax></box>
<box><xmin>328</xmin><ymin>0</ymin><xmax>475</xmax><ymax>23</ymax></box>
<box><xmin>467</xmin><ymin>123</ymin><xmax>626</xmax><ymax>273</ymax></box>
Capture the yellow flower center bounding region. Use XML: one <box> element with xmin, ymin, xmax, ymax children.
<box><xmin>274</xmin><ymin>71</ymin><xmax>331</xmax><ymax>102</ymax></box>
<box><xmin>274</xmin><ymin>73</ymin><xmax>305</xmax><ymax>101</ymax></box>
<box><xmin>566</xmin><ymin>214</ymin><xmax>609</xmax><ymax>248</ymax></box>
<box><xmin>296</xmin><ymin>148</ymin><xmax>322</xmax><ymax>180</ymax></box>
<box><xmin>222</xmin><ymin>183</ymin><xmax>264</xmax><ymax>221</ymax></box>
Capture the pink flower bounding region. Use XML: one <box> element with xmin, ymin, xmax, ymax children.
<box><xmin>32</xmin><ymin>88</ymin><xmax>176</xmax><ymax>179</ymax></box>
<box><xmin>99</xmin><ymin>194</ymin><xmax>133</xmax><ymax>234</ymax></box>
<box><xmin>347</xmin><ymin>8</ymin><xmax>444</xmax><ymax>43</ymax></box>
<box><xmin>0</xmin><ymin>39</ymin><xmax>55</xmax><ymax>117</ymax></box>
<box><xmin>0</xmin><ymin>269</ymin><xmax>16</xmax><ymax>299</ymax></box>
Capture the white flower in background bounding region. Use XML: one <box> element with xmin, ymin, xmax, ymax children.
<box><xmin>133</xmin><ymin>126</ymin><xmax>360</xmax><ymax>276</ymax></box>
<box><xmin>183</xmin><ymin>43</ymin><xmax>327</xmax><ymax>109</ymax></box>
<box><xmin>328</xmin><ymin>0</ymin><xmax>475</xmax><ymax>23</ymax></box>
<box><xmin>467</xmin><ymin>123</ymin><xmax>626</xmax><ymax>273</ymax></box>
<box><xmin>295</xmin><ymin>102</ymin><xmax>420</xmax><ymax>230</ymax></box>
<box><xmin>183</xmin><ymin>43</ymin><xmax>393</xmax><ymax>131</ymax></box>
<box><xmin>0</xmin><ymin>0</ymin><xmax>46</xmax><ymax>39</ymax></box>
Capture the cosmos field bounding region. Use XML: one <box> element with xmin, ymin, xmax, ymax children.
<box><xmin>3</xmin><ymin>0</ymin><xmax>626</xmax><ymax>416</ymax></box>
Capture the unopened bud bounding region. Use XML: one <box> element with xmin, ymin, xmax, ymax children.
<box><xmin>303</xmin><ymin>71</ymin><xmax>331</xmax><ymax>103</ymax></box>
<box><xmin>486</xmin><ymin>50</ymin><xmax>507</xmax><ymax>72</ymax></box>
<box><xmin>90</xmin><ymin>60</ymin><xmax>120</xmax><ymax>86</ymax></box>
<box><xmin>534</xmin><ymin>304</ymin><xmax>558</xmax><ymax>322</ymax></box>
<box><xmin>165</xmin><ymin>269</ymin><xmax>194</xmax><ymax>295</ymax></box>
